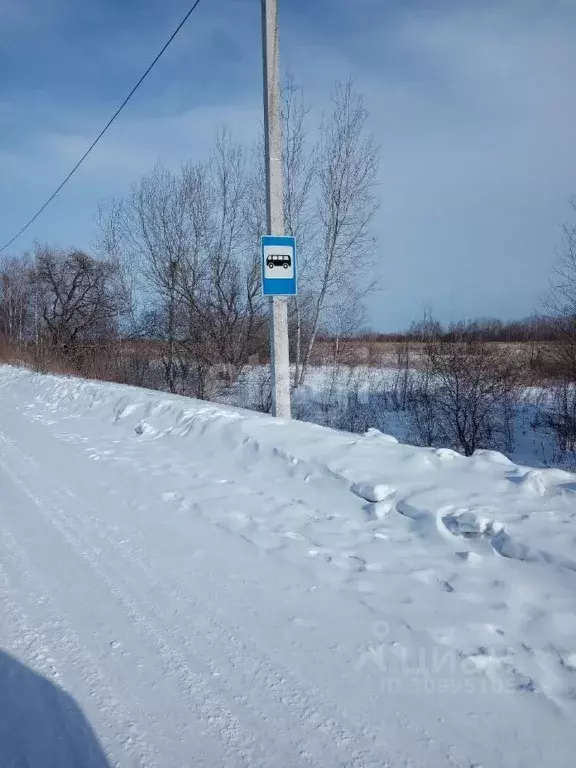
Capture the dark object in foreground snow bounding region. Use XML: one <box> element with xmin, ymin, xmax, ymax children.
<box><xmin>0</xmin><ymin>651</ymin><xmax>110</xmax><ymax>767</ymax></box>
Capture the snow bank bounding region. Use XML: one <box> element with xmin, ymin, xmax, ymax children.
<box><xmin>2</xmin><ymin>364</ymin><xmax>576</xmax><ymax>721</ymax></box>
<box><xmin>2</xmin><ymin>365</ymin><xmax>575</xmax><ymax>555</ymax></box>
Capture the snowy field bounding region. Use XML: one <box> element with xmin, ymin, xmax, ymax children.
<box><xmin>1</xmin><ymin>364</ymin><xmax>576</xmax><ymax>766</ymax></box>
<box><xmin>225</xmin><ymin>364</ymin><xmax>573</xmax><ymax>470</ymax></box>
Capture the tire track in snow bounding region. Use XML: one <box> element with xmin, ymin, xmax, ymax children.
<box><xmin>54</xmin><ymin>488</ymin><xmax>375</xmax><ymax>768</ymax></box>
<box><xmin>0</xmin><ymin>422</ymin><xmax>386</xmax><ymax>768</ymax></box>
<box><xmin>48</xmin><ymin>480</ymin><xmax>392</xmax><ymax>768</ymax></box>
<box><xmin>0</xmin><ymin>436</ymin><xmax>270</xmax><ymax>768</ymax></box>
<box><xmin>46</xmin><ymin>473</ymin><xmax>375</xmax><ymax>767</ymax></box>
<box><xmin>0</xmin><ymin>521</ymin><xmax>158</xmax><ymax>768</ymax></box>
<box><xmin>1</xmin><ymin>431</ymin><xmax>366</xmax><ymax>768</ymax></box>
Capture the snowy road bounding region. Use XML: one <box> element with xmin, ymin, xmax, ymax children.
<box><xmin>1</xmin><ymin>367</ymin><xmax>575</xmax><ymax>767</ymax></box>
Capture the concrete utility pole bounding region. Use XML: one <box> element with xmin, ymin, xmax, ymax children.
<box><xmin>261</xmin><ymin>0</ymin><xmax>291</xmax><ymax>418</ymax></box>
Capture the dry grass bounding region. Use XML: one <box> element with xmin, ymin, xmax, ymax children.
<box><xmin>0</xmin><ymin>337</ymin><xmax>560</xmax><ymax>390</ymax></box>
<box><xmin>311</xmin><ymin>340</ymin><xmax>548</xmax><ymax>377</ymax></box>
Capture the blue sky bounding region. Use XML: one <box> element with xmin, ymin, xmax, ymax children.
<box><xmin>1</xmin><ymin>0</ymin><xmax>576</xmax><ymax>330</ymax></box>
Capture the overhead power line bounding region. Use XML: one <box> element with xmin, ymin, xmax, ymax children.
<box><xmin>1</xmin><ymin>0</ymin><xmax>204</xmax><ymax>253</ymax></box>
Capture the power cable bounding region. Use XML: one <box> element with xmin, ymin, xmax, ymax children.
<box><xmin>1</xmin><ymin>0</ymin><xmax>204</xmax><ymax>253</ymax></box>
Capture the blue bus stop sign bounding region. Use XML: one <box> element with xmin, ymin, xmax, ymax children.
<box><xmin>261</xmin><ymin>235</ymin><xmax>297</xmax><ymax>296</ymax></box>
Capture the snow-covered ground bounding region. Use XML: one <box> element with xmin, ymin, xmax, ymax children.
<box><xmin>1</xmin><ymin>364</ymin><xmax>575</xmax><ymax>767</ymax></box>
<box><xmin>226</xmin><ymin>364</ymin><xmax>572</xmax><ymax>470</ymax></box>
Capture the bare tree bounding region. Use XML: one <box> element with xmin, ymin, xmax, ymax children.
<box><xmin>299</xmin><ymin>81</ymin><xmax>379</xmax><ymax>385</ymax></box>
<box><xmin>95</xmin><ymin>198</ymin><xmax>140</xmax><ymax>338</ymax></box>
<box><xmin>249</xmin><ymin>78</ymin><xmax>379</xmax><ymax>386</ymax></box>
<box><xmin>281</xmin><ymin>76</ymin><xmax>316</xmax><ymax>386</ymax></box>
<box><xmin>32</xmin><ymin>246</ymin><xmax>128</xmax><ymax>362</ymax></box>
<box><xmin>97</xmin><ymin>132</ymin><xmax>268</xmax><ymax>399</ymax></box>
<box><xmin>410</xmin><ymin>334</ymin><xmax>519</xmax><ymax>456</ymax></box>
<box><xmin>98</xmin><ymin>163</ymin><xmax>201</xmax><ymax>392</ymax></box>
<box><xmin>140</xmin><ymin>165</ymin><xmax>194</xmax><ymax>392</ymax></box>
<box><xmin>542</xmin><ymin>202</ymin><xmax>576</xmax><ymax>456</ymax></box>
<box><xmin>174</xmin><ymin>131</ymin><xmax>268</xmax><ymax>393</ymax></box>
<box><xmin>203</xmin><ymin>130</ymin><xmax>264</xmax><ymax>381</ymax></box>
<box><xmin>0</xmin><ymin>254</ymin><xmax>33</xmax><ymax>345</ymax></box>
<box><xmin>389</xmin><ymin>338</ymin><xmax>415</xmax><ymax>411</ymax></box>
